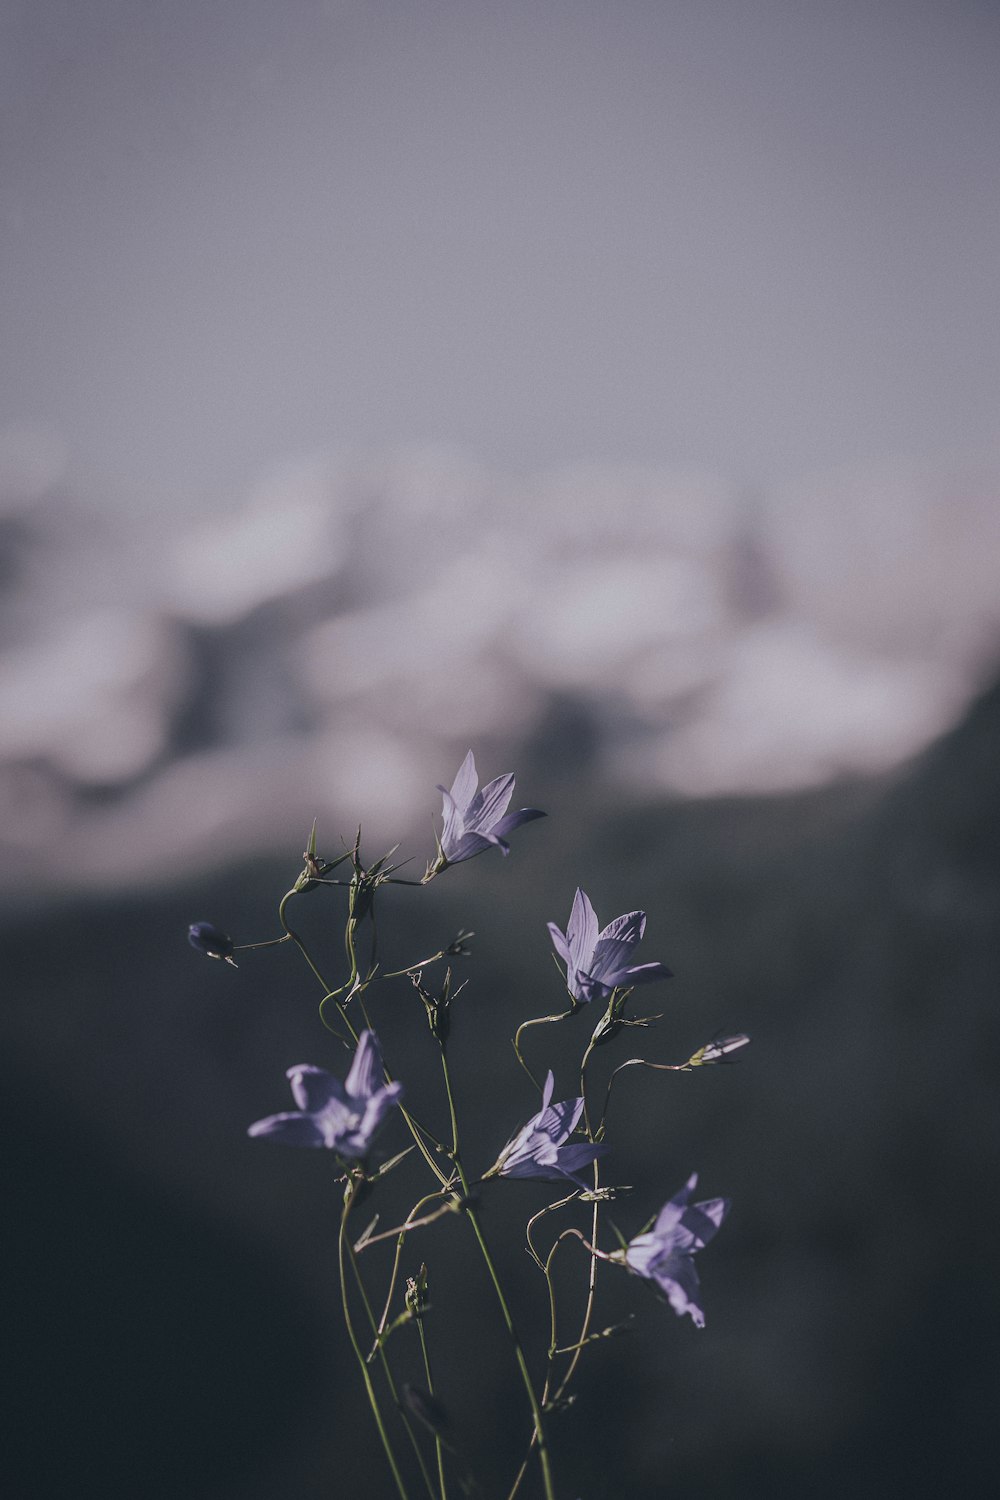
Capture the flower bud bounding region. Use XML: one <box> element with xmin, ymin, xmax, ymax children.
<box><xmin>187</xmin><ymin>921</ymin><xmax>237</xmax><ymax>966</ymax></box>
<box><xmin>686</xmin><ymin>1033</ymin><xmax>751</xmax><ymax>1068</ymax></box>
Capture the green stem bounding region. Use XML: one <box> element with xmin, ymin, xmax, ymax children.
<box><xmin>346</xmin><ymin>1232</ymin><xmax>437</xmax><ymax>1500</ymax></box>
<box><xmin>554</xmin><ymin>1041</ymin><xmax>602</xmax><ymax>1403</ymax></box>
<box><xmin>416</xmin><ymin>1320</ymin><xmax>448</xmax><ymax>1500</ymax></box>
<box><xmin>511</xmin><ymin>1008</ymin><xmax>576</xmax><ymax>1089</ymax></box>
<box><xmin>278</xmin><ymin>886</ymin><xmax>451</xmax><ymax>1187</ymax></box>
<box><xmin>509</xmin><ymin>1047</ymin><xmax>603</xmax><ymax>1499</ymax></box>
<box><xmin>339</xmin><ymin>1179</ymin><xmax>409</xmax><ymax>1500</ymax></box>
<box><xmin>438</xmin><ymin>1045</ymin><xmax>556</xmax><ymax>1500</ymax></box>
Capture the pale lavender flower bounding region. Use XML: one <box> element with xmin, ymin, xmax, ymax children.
<box><xmin>624</xmin><ymin>1173</ymin><xmax>730</xmax><ymax>1328</ymax></box>
<box><xmin>247</xmin><ymin>1029</ymin><xmax>402</xmax><ymax>1159</ymax></box>
<box><xmin>424</xmin><ymin>750</ymin><xmax>545</xmax><ymax>879</ymax></box>
<box><xmin>548</xmin><ymin>888</ymin><xmax>673</xmax><ymax>1004</ymax></box>
<box><xmin>494</xmin><ymin>1071</ymin><xmax>606</xmax><ymax>1191</ymax></box>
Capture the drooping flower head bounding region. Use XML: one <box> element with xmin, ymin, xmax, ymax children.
<box><xmin>548</xmin><ymin>888</ymin><xmax>672</xmax><ymax>1005</ymax></box>
<box><xmin>424</xmin><ymin>750</ymin><xmax>545</xmax><ymax>880</ymax></box>
<box><xmin>492</xmin><ymin>1071</ymin><xmax>606</xmax><ymax>1191</ymax></box>
<box><xmin>188</xmin><ymin>921</ymin><xmax>237</xmax><ymax>965</ymax></box>
<box><xmin>248</xmin><ymin>1029</ymin><xmax>403</xmax><ymax>1161</ymax></box>
<box><xmin>623</xmin><ymin>1173</ymin><xmax>729</xmax><ymax>1328</ymax></box>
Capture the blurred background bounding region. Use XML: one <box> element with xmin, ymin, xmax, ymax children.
<box><xmin>3</xmin><ymin>2</ymin><xmax>999</xmax><ymax>1496</ymax></box>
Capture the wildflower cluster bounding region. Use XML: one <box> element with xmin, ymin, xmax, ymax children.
<box><xmin>189</xmin><ymin>751</ymin><xmax>748</xmax><ymax>1499</ymax></box>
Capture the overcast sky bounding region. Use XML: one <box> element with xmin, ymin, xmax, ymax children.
<box><xmin>2</xmin><ymin>0</ymin><xmax>999</xmax><ymax>514</ymax></box>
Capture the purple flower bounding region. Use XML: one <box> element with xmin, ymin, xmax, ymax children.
<box><xmin>494</xmin><ymin>1071</ymin><xmax>606</xmax><ymax>1191</ymax></box>
<box><xmin>547</xmin><ymin>888</ymin><xmax>672</xmax><ymax>1005</ymax></box>
<box><xmin>424</xmin><ymin>750</ymin><xmax>545</xmax><ymax>879</ymax></box>
<box><xmin>188</xmin><ymin>921</ymin><xmax>237</xmax><ymax>966</ymax></box>
<box><xmin>624</xmin><ymin>1174</ymin><xmax>729</xmax><ymax>1328</ymax></box>
<box><xmin>248</xmin><ymin>1029</ymin><xmax>403</xmax><ymax>1160</ymax></box>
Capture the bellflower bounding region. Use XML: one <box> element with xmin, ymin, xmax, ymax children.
<box><xmin>424</xmin><ymin>750</ymin><xmax>545</xmax><ymax>879</ymax></box>
<box><xmin>624</xmin><ymin>1173</ymin><xmax>729</xmax><ymax>1328</ymax></box>
<box><xmin>493</xmin><ymin>1071</ymin><xmax>606</xmax><ymax>1191</ymax></box>
<box><xmin>548</xmin><ymin>888</ymin><xmax>672</xmax><ymax>1004</ymax></box>
<box><xmin>248</xmin><ymin>1029</ymin><xmax>403</xmax><ymax>1160</ymax></box>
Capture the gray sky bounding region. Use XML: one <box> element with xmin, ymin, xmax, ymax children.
<box><xmin>2</xmin><ymin>0</ymin><xmax>999</xmax><ymax>513</ymax></box>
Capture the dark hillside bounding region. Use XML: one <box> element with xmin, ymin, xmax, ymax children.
<box><xmin>4</xmin><ymin>681</ymin><xmax>998</xmax><ymax>1499</ymax></box>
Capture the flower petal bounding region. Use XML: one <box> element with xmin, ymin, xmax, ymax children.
<box><xmin>653</xmin><ymin>1174</ymin><xmax>698</xmax><ymax>1236</ymax></box>
<box><xmin>440</xmin><ymin>828</ymin><xmax>493</xmax><ymax>864</ymax></box>
<box><xmin>247</xmin><ymin>1111</ymin><xmax>327</xmax><ymax>1147</ymax></box>
<box><xmin>605</xmin><ymin>960</ymin><xmax>674</xmax><ymax>989</ymax></box>
<box><xmin>345</xmin><ymin>1029</ymin><xmax>383</xmax><ymax>1101</ymax></box>
<box><xmin>355</xmin><ymin>1081</ymin><xmax>404</xmax><ymax>1145</ymax></box>
<box><xmin>500</xmin><ymin>1144</ymin><xmax>560</xmax><ymax>1180</ymax></box>
<box><xmin>466</xmin><ymin>771</ymin><xmax>515</xmax><ymax>833</ymax></box>
<box><xmin>683</xmin><ymin>1197</ymin><xmax>730</xmax><ymax>1247</ymax></box>
<box><xmin>565</xmin><ymin>889</ymin><xmax>599</xmax><ymax>973</ymax></box>
<box><xmin>448</xmin><ymin>751</ymin><xmax>479</xmax><ymax>813</ymax></box>
<box><xmin>653</xmin><ymin>1254</ymin><xmax>705</xmax><ymax>1327</ymax></box>
<box><xmin>547</xmin><ymin>922</ymin><xmax>571</xmax><ymax>963</ymax></box>
<box><xmin>286</xmin><ymin>1064</ymin><xmax>345</xmax><ymax>1113</ymax></box>
<box><xmin>598</xmin><ymin>910</ymin><xmax>647</xmax><ymax>946</ymax></box>
<box><xmin>588</xmin><ymin>910</ymin><xmax>645</xmax><ymax>983</ymax></box>
<box><xmin>534</xmin><ymin>1095</ymin><xmax>585</xmax><ymax>1143</ymax></box>
<box><xmin>438</xmin><ymin>786</ymin><xmax>469</xmax><ymax>858</ymax></box>
<box><xmin>491</xmin><ymin>807</ymin><xmax>546</xmax><ymax>840</ymax></box>
<box><xmin>624</xmin><ymin>1232</ymin><xmax>661</xmax><ymax>1278</ymax></box>
<box><xmin>553</xmin><ymin>1140</ymin><xmax>607</xmax><ymax>1188</ymax></box>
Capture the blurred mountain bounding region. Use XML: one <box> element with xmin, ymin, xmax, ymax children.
<box><xmin>0</xmin><ymin>448</ymin><xmax>998</xmax><ymax>894</ymax></box>
<box><xmin>4</xmin><ymin>666</ymin><xmax>998</xmax><ymax>1499</ymax></box>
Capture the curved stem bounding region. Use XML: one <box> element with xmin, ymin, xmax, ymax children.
<box><xmin>511</xmin><ymin>1007</ymin><xmax>576</xmax><ymax>1088</ymax></box>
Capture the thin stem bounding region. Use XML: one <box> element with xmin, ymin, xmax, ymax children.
<box><xmin>346</xmin><ymin>1228</ymin><xmax>437</xmax><ymax>1500</ymax></box>
<box><xmin>372</xmin><ymin>1192</ymin><xmax>452</xmax><ymax>1345</ymax></box>
<box><xmin>339</xmin><ymin>1179</ymin><xmax>409</xmax><ymax>1500</ymax></box>
<box><xmin>358</xmin><ymin>1196</ymin><xmax>459</xmax><ymax>1254</ymax></box>
<box><xmin>279</xmin><ymin>885</ymin><xmax>451</xmax><ymax>1186</ymax></box>
<box><xmin>511</xmin><ymin>1008</ymin><xmax>576</xmax><ymax>1088</ymax></box>
<box><xmin>509</xmin><ymin>1046</ymin><xmax>604</xmax><ymax>1499</ymax></box>
<box><xmin>233</xmin><ymin>933</ymin><xmax>293</xmax><ymax>953</ymax></box>
<box><xmin>555</xmin><ymin>1043</ymin><xmax>602</xmax><ymax>1404</ymax></box>
<box><xmin>525</xmin><ymin>1194</ymin><xmax>577</xmax><ymax>1272</ymax></box>
<box><xmin>438</xmin><ymin>1045</ymin><xmax>556</xmax><ymax>1500</ymax></box>
<box><xmin>416</xmin><ymin>1320</ymin><xmax>448</xmax><ymax>1500</ymax></box>
<box><xmin>382</xmin><ymin>948</ymin><xmax>449</xmax><ymax>980</ymax></box>
<box><xmin>596</xmin><ymin>1057</ymin><xmax>687</xmax><ymax>1139</ymax></box>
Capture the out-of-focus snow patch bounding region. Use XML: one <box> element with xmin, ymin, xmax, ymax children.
<box><xmin>309</xmin><ymin>725</ymin><xmax>428</xmax><ymax>838</ymax></box>
<box><xmin>511</xmin><ymin>552</ymin><xmax>726</xmax><ymax>689</ymax></box>
<box><xmin>0</xmin><ymin>607</ymin><xmax>188</xmax><ymax>782</ymax></box>
<box><xmin>768</xmin><ymin>458</ymin><xmax>1000</xmax><ymax>658</ymax></box>
<box><xmin>636</xmin><ymin>621</ymin><xmax>971</xmax><ymax>795</ymax></box>
<box><xmin>524</xmin><ymin>465</ymin><xmax>735</xmax><ymax>556</ymax></box>
<box><xmin>298</xmin><ymin>534</ymin><xmax>518</xmax><ymax>697</ymax></box>
<box><xmin>165</xmin><ymin>456</ymin><xmax>349</xmax><ymax>625</ymax></box>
